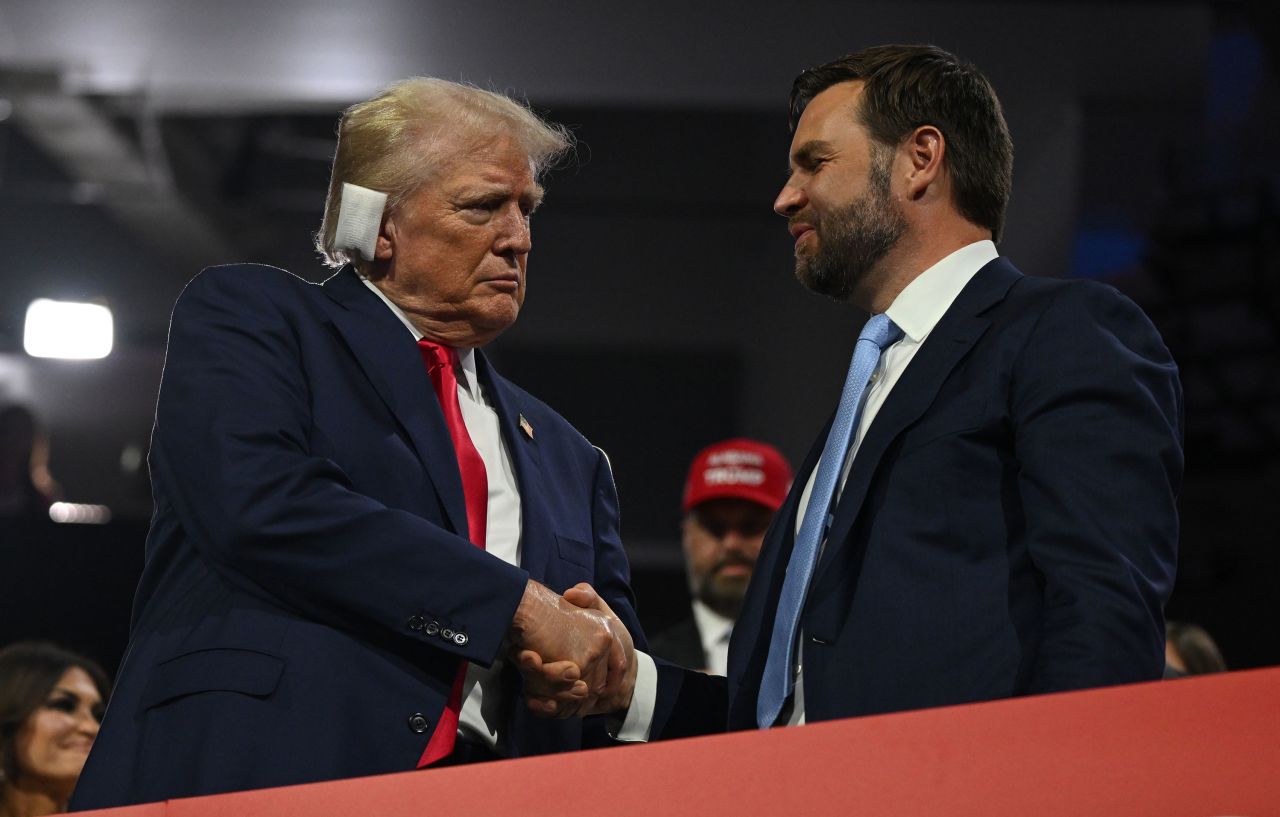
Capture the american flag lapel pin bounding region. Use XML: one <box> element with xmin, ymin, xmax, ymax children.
<box><xmin>518</xmin><ymin>413</ymin><xmax>534</xmax><ymax>440</ymax></box>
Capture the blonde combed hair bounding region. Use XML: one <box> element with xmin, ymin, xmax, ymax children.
<box><xmin>315</xmin><ymin>78</ymin><xmax>573</xmax><ymax>271</ymax></box>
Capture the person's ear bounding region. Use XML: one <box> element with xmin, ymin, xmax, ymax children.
<box><xmin>903</xmin><ymin>125</ymin><xmax>944</xmax><ymax>200</ymax></box>
<box><xmin>374</xmin><ymin>214</ymin><xmax>395</xmax><ymax>261</ymax></box>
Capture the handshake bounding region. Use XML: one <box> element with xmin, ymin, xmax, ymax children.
<box><xmin>506</xmin><ymin>580</ymin><xmax>637</xmax><ymax>719</ymax></box>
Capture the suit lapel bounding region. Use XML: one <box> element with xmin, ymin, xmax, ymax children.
<box><xmin>321</xmin><ymin>267</ymin><xmax>468</xmax><ymax>536</ymax></box>
<box><xmin>475</xmin><ymin>354</ymin><xmax>555</xmax><ymax>583</ymax></box>
<box><xmin>479</xmin><ymin>364</ymin><xmax>563</xmax><ymax>757</ymax></box>
<box><xmin>726</xmin><ymin>424</ymin><xmax>825</xmax><ymax>718</ymax></box>
<box><xmin>739</xmin><ymin>427</ymin><xmax>822</xmax><ymax>644</ymax></box>
<box><xmin>810</xmin><ymin>258</ymin><xmax>1022</xmax><ymax>588</ymax></box>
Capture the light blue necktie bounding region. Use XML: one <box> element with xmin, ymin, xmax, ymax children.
<box><xmin>757</xmin><ymin>313</ymin><xmax>903</xmax><ymax>728</ymax></box>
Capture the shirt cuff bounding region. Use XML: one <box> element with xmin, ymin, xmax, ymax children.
<box><xmin>609</xmin><ymin>649</ymin><xmax>657</xmax><ymax>742</ymax></box>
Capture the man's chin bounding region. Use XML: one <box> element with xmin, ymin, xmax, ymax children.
<box><xmin>796</xmin><ymin>260</ymin><xmax>852</xmax><ymax>302</ymax></box>
<box><xmin>468</xmin><ymin>297</ymin><xmax>521</xmax><ymax>342</ymax></box>
<box><xmin>702</xmin><ymin>577</ymin><xmax>749</xmax><ymax>610</ymax></box>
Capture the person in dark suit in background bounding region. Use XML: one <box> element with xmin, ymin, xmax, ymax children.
<box><xmin>522</xmin><ymin>43</ymin><xmax>1182</xmax><ymax>739</ymax></box>
<box><xmin>71</xmin><ymin>78</ymin><xmax>640</xmax><ymax>809</ymax></box>
<box><xmin>649</xmin><ymin>439</ymin><xmax>792</xmax><ymax>674</ymax></box>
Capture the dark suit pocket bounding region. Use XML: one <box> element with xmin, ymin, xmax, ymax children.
<box><xmin>896</xmin><ymin>400</ymin><xmax>992</xmax><ymax>458</ymax></box>
<box><xmin>140</xmin><ymin>648</ymin><xmax>285</xmax><ymax>711</ymax></box>
<box><xmin>898</xmin><ymin>423</ymin><xmax>983</xmax><ymax>457</ymax></box>
<box><xmin>555</xmin><ymin>534</ymin><xmax>594</xmax><ymax>569</ymax></box>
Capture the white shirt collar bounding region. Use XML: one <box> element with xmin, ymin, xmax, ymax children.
<box><xmin>359</xmin><ymin>276</ymin><xmax>479</xmax><ymax>391</ymax></box>
<box><xmin>884</xmin><ymin>240</ymin><xmax>998</xmax><ymax>344</ymax></box>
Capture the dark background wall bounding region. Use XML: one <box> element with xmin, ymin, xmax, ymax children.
<box><xmin>1</xmin><ymin>0</ymin><xmax>1277</xmax><ymax>675</ymax></box>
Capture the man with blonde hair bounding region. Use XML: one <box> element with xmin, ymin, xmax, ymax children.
<box><xmin>72</xmin><ymin>78</ymin><xmax>642</xmax><ymax>808</ymax></box>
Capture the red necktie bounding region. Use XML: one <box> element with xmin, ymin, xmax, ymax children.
<box><xmin>415</xmin><ymin>339</ymin><xmax>488</xmax><ymax>767</ymax></box>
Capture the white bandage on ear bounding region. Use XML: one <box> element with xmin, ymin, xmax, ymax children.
<box><xmin>334</xmin><ymin>183</ymin><xmax>388</xmax><ymax>261</ymax></box>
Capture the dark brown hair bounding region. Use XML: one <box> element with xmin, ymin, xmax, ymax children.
<box><xmin>0</xmin><ymin>641</ymin><xmax>111</xmax><ymax>781</ymax></box>
<box><xmin>789</xmin><ymin>44</ymin><xmax>1013</xmax><ymax>241</ymax></box>
<box><xmin>1166</xmin><ymin>621</ymin><xmax>1228</xmax><ymax>675</ymax></box>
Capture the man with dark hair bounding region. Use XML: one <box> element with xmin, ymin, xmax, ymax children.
<box><xmin>523</xmin><ymin>43</ymin><xmax>1182</xmax><ymax>738</ymax></box>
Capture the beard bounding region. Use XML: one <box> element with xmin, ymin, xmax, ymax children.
<box><xmin>794</xmin><ymin>150</ymin><xmax>907</xmax><ymax>302</ymax></box>
<box><xmin>693</xmin><ymin>558</ymin><xmax>755</xmax><ymax>619</ymax></box>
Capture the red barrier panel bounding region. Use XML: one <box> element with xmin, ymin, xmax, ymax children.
<box><xmin>81</xmin><ymin>667</ymin><xmax>1280</xmax><ymax>816</ymax></box>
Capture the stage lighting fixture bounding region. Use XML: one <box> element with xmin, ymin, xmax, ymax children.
<box><xmin>23</xmin><ymin>299</ymin><xmax>114</xmax><ymax>359</ymax></box>
<box><xmin>49</xmin><ymin>501</ymin><xmax>112</xmax><ymax>524</ymax></box>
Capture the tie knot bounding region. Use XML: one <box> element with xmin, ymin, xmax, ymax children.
<box><xmin>417</xmin><ymin>338</ymin><xmax>458</xmax><ymax>374</ymax></box>
<box><xmin>858</xmin><ymin>313</ymin><xmax>903</xmax><ymax>351</ymax></box>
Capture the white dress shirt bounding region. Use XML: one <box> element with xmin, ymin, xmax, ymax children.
<box><xmin>620</xmin><ymin>240</ymin><xmax>998</xmax><ymax>738</ymax></box>
<box><xmin>691</xmin><ymin>600</ymin><xmax>736</xmax><ymax>677</ymax></box>
<box><xmin>362</xmin><ymin>278</ymin><xmax>523</xmax><ymax>752</ymax></box>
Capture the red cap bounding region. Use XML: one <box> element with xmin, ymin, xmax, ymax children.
<box><xmin>682</xmin><ymin>438</ymin><xmax>793</xmax><ymax>513</ymax></box>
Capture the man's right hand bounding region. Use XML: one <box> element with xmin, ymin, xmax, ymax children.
<box><xmin>507</xmin><ymin>580</ymin><xmax>631</xmax><ymax>714</ymax></box>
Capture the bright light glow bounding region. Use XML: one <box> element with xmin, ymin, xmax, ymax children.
<box><xmin>24</xmin><ymin>299</ymin><xmax>114</xmax><ymax>359</ymax></box>
<box><xmin>49</xmin><ymin>502</ymin><xmax>112</xmax><ymax>525</ymax></box>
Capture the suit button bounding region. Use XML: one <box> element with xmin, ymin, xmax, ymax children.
<box><xmin>408</xmin><ymin>713</ymin><xmax>430</xmax><ymax>734</ymax></box>
<box><xmin>441</xmin><ymin>628</ymin><xmax>455</xmax><ymax>640</ymax></box>
<box><xmin>407</xmin><ymin>615</ymin><xmax>425</xmax><ymax>631</ymax></box>
<box><xmin>453</xmin><ymin>632</ymin><xmax>468</xmax><ymax>646</ymax></box>
<box><xmin>425</xmin><ymin>621</ymin><xmax>440</xmax><ymax>636</ymax></box>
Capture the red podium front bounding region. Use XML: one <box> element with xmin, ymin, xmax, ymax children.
<box><xmin>81</xmin><ymin>667</ymin><xmax>1280</xmax><ymax>816</ymax></box>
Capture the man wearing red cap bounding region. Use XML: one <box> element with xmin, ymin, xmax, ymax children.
<box><xmin>650</xmin><ymin>440</ymin><xmax>793</xmax><ymax>674</ymax></box>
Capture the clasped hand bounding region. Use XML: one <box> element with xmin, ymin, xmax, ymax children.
<box><xmin>507</xmin><ymin>581</ymin><xmax>636</xmax><ymax>719</ymax></box>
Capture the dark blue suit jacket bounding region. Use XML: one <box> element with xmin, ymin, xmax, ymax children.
<box><xmin>651</xmin><ymin>258</ymin><xmax>1182</xmax><ymax>737</ymax></box>
<box><xmin>72</xmin><ymin>265</ymin><xmax>643</xmax><ymax>808</ymax></box>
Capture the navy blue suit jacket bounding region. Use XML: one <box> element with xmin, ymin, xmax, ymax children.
<box><xmin>72</xmin><ymin>265</ymin><xmax>643</xmax><ymax>808</ymax></box>
<box><xmin>651</xmin><ymin>258</ymin><xmax>1182</xmax><ymax>737</ymax></box>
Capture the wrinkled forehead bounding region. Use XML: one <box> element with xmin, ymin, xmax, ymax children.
<box><xmin>406</xmin><ymin>133</ymin><xmax>542</xmax><ymax>204</ymax></box>
<box><xmin>458</xmin><ymin>130</ymin><xmax>535</xmax><ymax>166</ymax></box>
